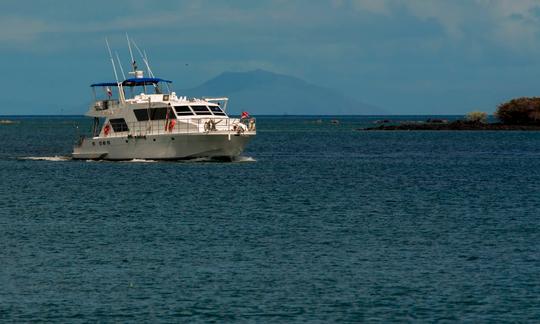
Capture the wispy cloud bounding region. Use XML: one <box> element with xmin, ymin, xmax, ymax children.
<box><xmin>346</xmin><ymin>0</ymin><xmax>540</xmax><ymax>50</ymax></box>
<box><xmin>0</xmin><ymin>17</ymin><xmax>50</xmax><ymax>43</ymax></box>
<box><xmin>2</xmin><ymin>0</ymin><xmax>540</xmax><ymax>114</ymax></box>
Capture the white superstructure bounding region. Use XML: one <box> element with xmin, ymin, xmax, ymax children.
<box><xmin>72</xmin><ymin>38</ymin><xmax>255</xmax><ymax>160</ymax></box>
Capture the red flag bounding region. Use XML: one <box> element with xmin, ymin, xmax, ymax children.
<box><xmin>241</xmin><ymin>111</ymin><xmax>250</xmax><ymax>119</ymax></box>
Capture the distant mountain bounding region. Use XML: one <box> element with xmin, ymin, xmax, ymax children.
<box><xmin>181</xmin><ymin>69</ymin><xmax>383</xmax><ymax>115</ymax></box>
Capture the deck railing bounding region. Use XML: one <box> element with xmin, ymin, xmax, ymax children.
<box><xmin>93</xmin><ymin>99</ymin><xmax>120</xmax><ymax>111</ymax></box>
<box><xmin>104</xmin><ymin>117</ymin><xmax>256</xmax><ymax>138</ymax></box>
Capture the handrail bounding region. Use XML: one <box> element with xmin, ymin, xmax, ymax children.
<box><xmin>99</xmin><ymin>117</ymin><xmax>256</xmax><ymax>138</ymax></box>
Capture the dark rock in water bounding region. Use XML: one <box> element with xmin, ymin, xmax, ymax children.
<box><xmin>360</xmin><ymin>120</ymin><xmax>540</xmax><ymax>131</ymax></box>
<box><xmin>330</xmin><ymin>119</ymin><xmax>340</xmax><ymax>125</ymax></box>
<box><xmin>426</xmin><ymin>118</ymin><xmax>448</xmax><ymax>123</ymax></box>
<box><xmin>374</xmin><ymin>119</ymin><xmax>391</xmax><ymax>124</ymax></box>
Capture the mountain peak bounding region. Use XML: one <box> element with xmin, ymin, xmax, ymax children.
<box><xmin>184</xmin><ymin>70</ymin><xmax>383</xmax><ymax>115</ymax></box>
<box><xmin>210</xmin><ymin>69</ymin><xmax>302</xmax><ymax>89</ymax></box>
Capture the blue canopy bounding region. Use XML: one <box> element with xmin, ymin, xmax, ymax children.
<box><xmin>90</xmin><ymin>82</ymin><xmax>118</xmax><ymax>87</ymax></box>
<box><xmin>122</xmin><ymin>77</ymin><xmax>172</xmax><ymax>87</ymax></box>
<box><xmin>90</xmin><ymin>78</ymin><xmax>172</xmax><ymax>87</ymax></box>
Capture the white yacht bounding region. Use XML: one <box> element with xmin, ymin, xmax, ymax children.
<box><xmin>72</xmin><ymin>39</ymin><xmax>256</xmax><ymax>161</ymax></box>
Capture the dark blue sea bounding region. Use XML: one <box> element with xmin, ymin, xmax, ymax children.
<box><xmin>1</xmin><ymin>116</ymin><xmax>539</xmax><ymax>322</ymax></box>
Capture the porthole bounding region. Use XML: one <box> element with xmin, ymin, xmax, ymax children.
<box><xmin>153</xmin><ymin>138</ymin><xmax>156</xmax><ymax>142</ymax></box>
<box><xmin>171</xmin><ymin>137</ymin><xmax>175</xmax><ymax>140</ymax></box>
<box><xmin>125</xmin><ymin>140</ymin><xmax>128</xmax><ymax>143</ymax></box>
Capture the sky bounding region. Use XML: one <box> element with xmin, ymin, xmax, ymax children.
<box><xmin>2</xmin><ymin>0</ymin><xmax>540</xmax><ymax>115</ymax></box>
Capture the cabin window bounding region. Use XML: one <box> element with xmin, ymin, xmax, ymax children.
<box><xmin>134</xmin><ymin>109</ymin><xmax>150</xmax><ymax>121</ymax></box>
<box><xmin>209</xmin><ymin>106</ymin><xmax>226</xmax><ymax>116</ymax></box>
<box><xmin>191</xmin><ymin>105</ymin><xmax>212</xmax><ymax>115</ymax></box>
<box><xmin>149</xmin><ymin>107</ymin><xmax>169</xmax><ymax>120</ymax></box>
<box><xmin>109</xmin><ymin>118</ymin><xmax>129</xmax><ymax>132</ymax></box>
<box><xmin>133</xmin><ymin>108</ymin><xmax>175</xmax><ymax>121</ymax></box>
<box><xmin>174</xmin><ymin>106</ymin><xmax>194</xmax><ymax>116</ymax></box>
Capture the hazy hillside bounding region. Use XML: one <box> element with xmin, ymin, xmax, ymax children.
<box><xmin>182</xmin><ymin>69</ymin><xmax>383</xmax><ymax>115</ymax></box>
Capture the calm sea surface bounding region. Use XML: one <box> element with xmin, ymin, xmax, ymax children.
<box><xmin>0</xmin><ymin>116</ymin><xmax>539</xmax><ymax>322</ymax></box>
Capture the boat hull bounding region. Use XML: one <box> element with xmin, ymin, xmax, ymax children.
<box><xmin>72</xmin><ymin>133</ymin><xmax>254</xmax><ymax>160</ymax></box>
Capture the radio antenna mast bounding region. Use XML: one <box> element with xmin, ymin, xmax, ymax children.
<box><xmin>126</xmin><ymin>33</ymin><xmax>137</xmax><ymax>73</ymax></box>
<box><xmin>105</xmin><ymin>38</ymin><xmax>125</xmax><ymax>103</ymax></box>
<box><xmin>115</xmin><ymin>52</ymin><xmax>126</xmax><ymax>80</ymax></box>
<box><xmin>131</xmin><ymin>39</ymin><xmax>155</xmax><ymax>78</ymax></box>
<box><xmin>143</xmin><ymin>50</ymin><xmax>155</xmax><ymax>78</ymax></box>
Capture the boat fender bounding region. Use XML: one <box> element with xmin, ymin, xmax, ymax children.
<box><xmin>166</xmin><ymin>119</ymin><xmax>176</xmax><ymax>132</ymax></box>
<box><xmin>104</xmin><ymin>124</ymin><xmax>111</xmax><ymax>136</ymax></box>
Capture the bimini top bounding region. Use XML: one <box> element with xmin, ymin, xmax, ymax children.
<box><xmin>122</xmin><ymin>77</ymin><xmax>172</xmax><ymax>86</ymax></box>
<box><xmin>90</xmin><ymin>77</ymin><xmax>172</xmax><ymax>87</ymax></box>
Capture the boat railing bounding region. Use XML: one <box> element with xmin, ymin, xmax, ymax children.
<box><xmin>102</xmin><ymin>117</ymin><xmax>256</xmax><ymax>138</ymax></box>
<box><xmin>75</xmin><ymin>135</ymin><xmax>86</xmax><ymax>147</ymax></box>
<box><xmin>94</xmin><ymin>99</ymin><xmax>120</xmax><ymax>111</ymax></box>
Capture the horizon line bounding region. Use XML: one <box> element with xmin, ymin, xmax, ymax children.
<box><xmin>0</xmin><ymin>114</ymin><xmax>486</xmax><ymax>117</ymax></box>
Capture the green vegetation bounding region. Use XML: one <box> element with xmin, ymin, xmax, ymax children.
<box><xmin>496</xmin><ymin>97</ymin><xmax>540</xmax><ymax>125</ymax></box>
<box><xmin>466</xmin><ymin>111</ymin><xmax>488</xmax><ymax>124</ymax></box>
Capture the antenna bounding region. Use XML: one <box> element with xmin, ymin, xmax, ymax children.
<box><xmin>126</xmin><ymin>33</ymin><xmax>136</xmax><ymax>72</ymax></box>
<box><xmin>115</xmin><ymin>52</ymin><xmax>126</xmax><ymax>80</ymax></box>
<box><xmin>105</xmin><ymin>38</ymin><xmax>125</xmax><ymax>103</ymax></box>
<box><xmin>106</xmin><ymin>38</ymin><xmax>119</xmax><ymax>83</ymax></box>
<box><xmin>131</xmin><ymin>39</ymin><xmax>154</xmax><ymax>78</ymax></box>
<box><xmin>143</xmin><ymin>50</ymin><xmax>155</xmax><ymax>78</ymax></box>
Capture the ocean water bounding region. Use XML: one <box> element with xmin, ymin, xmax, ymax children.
<box><xmin>0</xmin><ymin>116</ymin><xmax>539</xmax><ymax>322</ymax></box>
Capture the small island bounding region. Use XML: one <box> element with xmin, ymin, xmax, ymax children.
<box><xmin>361</xmin><ymin>97</ymin><xmax>540</xmax><ymax>131</ymax></box>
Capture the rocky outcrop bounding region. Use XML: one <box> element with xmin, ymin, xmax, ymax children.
<box><xmin>361</xmin><ymin>120</ymin><xmax>540</xmax><ymax>131</ymax></box>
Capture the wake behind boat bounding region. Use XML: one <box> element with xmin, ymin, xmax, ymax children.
<box><xmin>72</xmin><ymin>37</ymin><xmax>256</xmax><ymax>161</ymax></box>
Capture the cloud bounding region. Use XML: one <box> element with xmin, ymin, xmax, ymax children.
<box><xmin>350</xmin><ymin>0</ymin><xmax>391</xmax><ymax>15</ymax></box>
<box><xmin>0</xmin><ymin>17</ymin><xmax>50</xmax><ymax>43</ymax></box>
<box><xmin>347</xmin><ymin>0</ymin><xmax>540</xmax><ymax>50</ymax></box>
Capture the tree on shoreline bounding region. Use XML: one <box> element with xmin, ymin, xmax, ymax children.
<box><xmin>466</xmin><ymin>111</ymin><xmax>488</xmax><ymax>124</ymax></box>
<box><xmin>496</xmin><ymin>97</ymin><xmax>540</xmax><ymax>125</ymax></box>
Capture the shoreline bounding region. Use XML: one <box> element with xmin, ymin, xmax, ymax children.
<box><xmin>360</xmin><ymin>120</ymin><xmax>540</xmax><ymax>131</ymax></box>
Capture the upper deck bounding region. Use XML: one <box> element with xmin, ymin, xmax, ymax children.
<box><xmin>87</xmin><ymin>74</ymin><xmax>229</xmax><ymax>118</ymax></box>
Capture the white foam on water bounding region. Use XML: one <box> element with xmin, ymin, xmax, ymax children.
<box><xmin>121</xmin><ymin>159</ymin><xmax>158</xmax><ymax>163</ymax></box>
<box><xmin>233</xmin><ymin>156</ymin><xmax>257</xmax><ymax>163</ymax></box>
<box><xmin>21</xmin><ymin>156</ymin><xmax>72</xmax><ymax>162</ymax></box>
<box><xmin>179</xmin><ymin>156</ymin><xmax>256</xmax><ymax>163</ymax></box>
<box><xmin>182</xmin><ymin>157</ymin><xmax>214</xmax><ymax>163</ymax></box>
<box><xmin>19</xmin><ymin>155</ymin><xmax>256</xmax><ymax>163</ymax></box>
